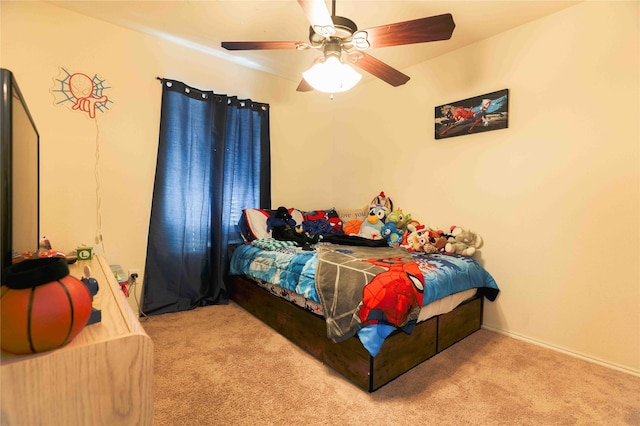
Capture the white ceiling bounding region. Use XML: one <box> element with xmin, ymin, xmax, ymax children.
<box><xmin>48</xmin><ymin>0</ymin><xmax>580</xmax><ymax>86</ymax></box>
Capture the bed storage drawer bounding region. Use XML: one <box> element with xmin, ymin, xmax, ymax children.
<box><xmin>229</xmin><ymin>275</ymin><xmax>484</xmax><ymax>392</ymax></box>
<box><xmin>437</xmin><ymin>295</ymin><xmax>483</xmax><ymax>351</ymax></box>
<box><xmin>370</xmin><ymin>316</ymin><xmax>437</xmax><ymax>391</ymax></box>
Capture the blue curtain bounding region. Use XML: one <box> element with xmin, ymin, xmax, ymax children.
<box><xmin>142</xmin><ymin>78</ymin><xmax>270</xmax><ymax>315</ymax></box>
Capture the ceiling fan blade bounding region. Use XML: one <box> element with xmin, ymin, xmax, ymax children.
<box><xmin>297</xmin><ymin>0</ymin><xmax>335</xmax><ymax>37</ymax></box>
<box><xmin>350</xmin><ymin>52</ymin><xmax>410</xmax><ymax>87</ymax></box>
<box><xmin>360</xmin><ymin>13</ymin><xmax>455</xmax><ymax>48</ymax></box>
<box><xmin>296</xmin><ymin>78</ymin><xmax>314</xmax><ymax>92</ymax></box>
<box><xmin>221</xmin><ymin>41</ymin><xmax>306</xmax><ymax>50</ymax></box>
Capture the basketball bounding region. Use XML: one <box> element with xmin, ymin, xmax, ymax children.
<box><xmin>1</xmin><ymin>258</ymin><xmax>92</xmax><ymax>354</ymax></box>
<box><xmin>343</xmin><ymin>219</ymin><xmax>362</xmax><ymax>236</ymax></box>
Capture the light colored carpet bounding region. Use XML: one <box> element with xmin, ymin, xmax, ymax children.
<box><xmin>142</xmin><ymin>302</ymin><xmax>640</xmax><ymax>426</ymax></box>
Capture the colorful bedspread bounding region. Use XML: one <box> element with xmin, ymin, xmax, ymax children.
<box><xmin>229</xmin><ymin>241</ymin><xmax>499</xmax><ymax>357</ymax></box>
<box><xmin>314</xmin><ymin>245</ymin><xmax>424</xmax><ymax>343</ymax></box>
<box><xmin>229</xmin><ymin>243</ymin><xmax>319</xmax><ymax>300</ymax></box>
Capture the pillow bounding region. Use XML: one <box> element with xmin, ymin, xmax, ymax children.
<box><xmin>301</xmin><ymin>208</ymin><xmax>344</xmax><ymax>237</ymax></box>
<box><xmin>335</xmin><ymin>206</ymin><xmax>369</xmax><ymax>224</ymax></box>
<box><xmin>288</xmin><ymin>208</ymin><xmax>304</xmax><ymax>226</ymax></box>
<box><xmin>238</xmin><ymin>208</ymin><xmax>271</xmax><ymax>241</ymax></box>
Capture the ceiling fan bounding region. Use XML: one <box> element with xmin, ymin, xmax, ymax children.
<box><xmin>221</xmin><ymin>0</ymin><xmax>455</xmax><ymax>92</ymax></box>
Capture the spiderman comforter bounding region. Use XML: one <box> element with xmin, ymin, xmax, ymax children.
<box><xmin>229</xmin><ymin>242</ymin><xmax>499</xmax><ymax>357</ymax></box>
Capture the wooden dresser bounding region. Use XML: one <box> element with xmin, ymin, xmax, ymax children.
<box><xmin>0</xmin><ymin>256</ymin><xmax>153</xmax><ymax>425</ymax></box>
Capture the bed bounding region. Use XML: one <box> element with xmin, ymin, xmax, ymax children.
<box><xmin>227</xmin><ymin>233</ymin><xmax>499</xmax><ymax>392</ymax></box>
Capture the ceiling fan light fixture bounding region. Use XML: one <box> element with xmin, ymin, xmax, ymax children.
<box><xmin>222</xmin><ymin>1</ymin><xmax>456</xmax><ymax>93</ymax></box>
<box><xmin>313</xmin><ymin>24</ymin><xmax>335</xmax><ymax>38</ymax></box>
<box><xmin>302</xmin><ymin>55</ymin><xmax>362</xmax><ymax>93</ymax></box>
<box><xmin>352</xmin><ymin>31</ymin><xmax>370</xmax><ymax>50</ymax></box>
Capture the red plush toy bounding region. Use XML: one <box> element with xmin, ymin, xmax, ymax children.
<box><xmin>358</xmin><ymin>257</ymin><xmax>424</xmax><ymax>327</ymax></box>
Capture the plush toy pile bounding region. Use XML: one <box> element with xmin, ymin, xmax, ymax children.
<box><xmin>250</xmin><ymin>191</ymin><xmax>485</xmax><ymax>257</ymax></box>
<box><xmin>343</xmin><ymin>191</ymin><xmax>484</xmax><ymax>257</ymax></box>
<box><xmin>266</xmin><ymin>206</ymin><xmax>318</xmax><ymax>249</ymax></box>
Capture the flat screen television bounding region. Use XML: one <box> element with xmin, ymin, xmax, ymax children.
<box><xmin>0</xmin><ymin>68</ymin><xmax>40</xmax><ymax>278</ymax></box>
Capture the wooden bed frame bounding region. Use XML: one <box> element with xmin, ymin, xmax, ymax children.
<box><xmin>228</xmin><ymin>274</ymin><xmax>484</xmax><ymax>392</ymax></box>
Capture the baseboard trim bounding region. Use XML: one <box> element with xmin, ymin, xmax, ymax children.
<box><xmin>481</xmin><ymin>325</ymin><xmax>640</xmax><ymax>378</ymax></box>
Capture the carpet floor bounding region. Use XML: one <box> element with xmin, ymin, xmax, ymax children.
<box><xmin>142</xmin><ymin>302</ymin><xmax>640</xmax><ymax>426</ymax></box>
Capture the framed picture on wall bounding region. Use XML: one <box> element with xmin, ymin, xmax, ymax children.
<box><xmin>434</xmin><ymin>89</ymin><xmax>509</xmax><ymax>139</ymax></box>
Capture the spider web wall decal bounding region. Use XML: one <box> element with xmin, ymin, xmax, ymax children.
<box><xmin>51</xmin><ymin>67</ymin><xmax>113</xmax><ymax>119</ymax></box>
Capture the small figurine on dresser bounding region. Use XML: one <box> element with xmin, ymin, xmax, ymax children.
<box><xmin>82</xmin><ymin>265</ymin><xmax>102</xmax><ymax>325</ymax></box>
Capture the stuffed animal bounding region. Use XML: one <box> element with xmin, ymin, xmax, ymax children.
<box><xmin>267</xmin><ymin>206</ymin><xmax>318</xmax><ymax>248</ymax></box>
<box><xmin>357</xmin><ymin>203</ymin><xmax>389</xmax><ymax>240</ymax></box>
<box><xmin>444</xmin><ymin>226</ymin><xmax>483</xmax><ymax>256</ymax></box>
<box><xmin>400</xmin><ymin>224</ymin><xmax>446</xmax><ymax>253</ymax></box>
<box><xmin>386</xmin><ymin>208</ymin><xmax>411</xmax><ymax>232</ymax></box>
<box><xmin>324</xmin><ymin>209</ymin><xmax>344</xmax><ymax>235</ymax></box>
<box><xmin>343</xmin><ymin>219</ymin><xmax>362</xmax><ymax>236</ymax></box>
<box><xmin>381</xmin><ymin>222</ymin><xmax>403</xmax><ymax>247</ymax></box>
<box><xmin>371</xmin><ymin>191</ymin><xmax>393</xmax><ymax>212</ymax></box>
<box><xmin>404</xmin><ymin>218</ymin><xmax>423</xmax><ymax>235</ymax></box>
<box><xmin>426</xmin><ymin>229</ymin><xmax>448</xmax><ymax>253</ymax></box>
<box><xmin>404</xmin><ymin>224</ymin><xmax>431</xmax><ymax>252</ymax></box>
<box><xmin>357</xmin><ymin>191</ymin><xmax>393</xmax><ymax>240</ymax></box>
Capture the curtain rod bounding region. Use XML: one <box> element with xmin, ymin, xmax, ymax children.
<box><xmin>156</xmin><ymin>77</ymin><xmax>269</xmax><ymax>110</ymax></box>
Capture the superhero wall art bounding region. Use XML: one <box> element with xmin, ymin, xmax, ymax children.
<box><xmin>435</xmin><ymin>89</ymin><xmax>509</xmax><ymax>140</ymax></box>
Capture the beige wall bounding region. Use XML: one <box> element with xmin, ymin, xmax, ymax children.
<box><xmin>1</xmin><ymin>1</ymin><xmax>638</xmax><ymax>375</ymax></box>
<box><xmin>315</xmin><ymin>1</ymin><xmax>640</xmax><ymax>373</ymax></box>
<box><xmin>0</xmin><ymin>1</ymin><xmax>307</xmax><ymax>311</ymax></box>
